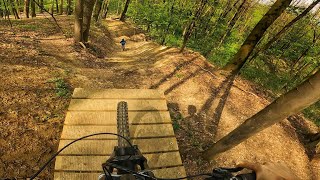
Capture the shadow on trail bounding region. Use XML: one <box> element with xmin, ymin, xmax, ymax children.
<box><xmin>144</xmin><ymin>47</ymin><xmax>172</xmax><ymax>61</ymax></box>
<box><xmin>150</xmin><ymin>56</ymin><xmax>199</xmax><ymax>89</ymax></box>
<box><xmin>285</xmin><ymin>115</ymin><xmax>320</xmax><ymax>159</ymax></box>
<box><xmin>164</xmin><ymin>68</ymin><xmax>202</xmax><ymax>95</ymax></box>
<box><xmin>199</xmin><ymin>73</ymin><xmax>236</xmax><ymax>134</ymax></box>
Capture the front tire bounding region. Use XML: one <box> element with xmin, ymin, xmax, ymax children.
<box><xmin>117</xmin><ymin>101</ymin><xmax>131</xmax><ymax>147</ymax></box>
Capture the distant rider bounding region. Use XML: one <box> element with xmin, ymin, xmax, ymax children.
<box><xmin>120</xmin><ymin>39</ymin><xmax>126</xmax><ymax>51</ymax></box>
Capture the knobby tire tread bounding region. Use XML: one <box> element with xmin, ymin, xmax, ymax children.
<box><xmin>117</xmin><ymin>101</ymin><xmax>131</xmax><ymax>147</ymax></box>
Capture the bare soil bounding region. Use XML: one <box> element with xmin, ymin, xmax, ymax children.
<box><xmin>0</xmin><ymin>16</ymin><xmax>319</xmax><ymax>179</ymax></box>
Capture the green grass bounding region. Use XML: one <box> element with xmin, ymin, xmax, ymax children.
<box><xmin>169</xmin><ymin>111</ymin><xmax>183</xmax><ymax>131</ymax></box>
<box><xmin>48</xmin><ymin>78</ymin><xmax>71</xmax><ymax>98</ymax></box>
<box><xmin>241</xmin><ymin>65</ymin><xmax>289</xmax><ymax>93</ymax></box>
<box><xmin>15</xmin><ymin>24</ymin><xmax>39</xmax><ymax>31</ymax></box>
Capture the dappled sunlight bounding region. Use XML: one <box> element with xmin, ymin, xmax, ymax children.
<box><xmin>1</xmin><ymin>5</ymin><xmax>319</xmax><ymax>178</ymax></box>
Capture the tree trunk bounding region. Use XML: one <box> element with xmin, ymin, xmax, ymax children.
<box><xmin>206</xmin><ymin>0</ymin><xmax>247</xmax><ymax>57</ymax></box>
<box><xmin>9</xmin><ymin>0</ymin><xmax>20</xmax><ymax>19</ymax></box>
<box><xmin>55</xmin><ymin>0</ymin><xmax>59</xmax><ymax>13</ymax></box>
<box><xmin>223</xmin><ymin>0</ymin><xmax>293</xmax><ymax>73</ymax></box>
<box><xmin>221</xmin><ymin>0</ymin><xmax>233</xmax><ymax>19</ymax></box>
<box><xmin>82</xmin><ymin>0</ymin><xmax>95</xmax><ymax>42</ymax></box>
<box><xmin>49</xmin><ymin>0</ymin><xmax>54</xmax><ymax>14</ymax></box>
<box><xmin>292</xmin><ymin>30</ymin><xmax>319</xmax><ymax>71</ymax></box>
<box><xmin>203</xmin><ymin>70</ymin><xmax>320</xmax><ymax>159</ymax></box>
<box><xmin>249</xmin><ymin>0</ymin><xmax>320</xmax><ymax>62</ymax></box>
<box><xmin>120</xmin><ymin>0</ymin><xmax>130</xmax><ymax>22</ymax></box>
<box><xmin>101</xmin><ymin>0</ymin><xmax>109</xmax><ymax>19</ymax></box>
<box><xmin>116</xmin><ymin>0</ymin><xmax>120</xmax><ymax>14</ymax></box>
<box><xmin>93</xmin><ymin>0</ymin><xmax>103</xmax><ymax>22</ymax></box>
<box><xmin>30</xmin><ymin>0</ymin><xmax>35</xmax><ymax>17</ymax></box>
<box><xmin>59</xmin><ymin>0</ymin><xmax>63</xmax><ymax>14</ymax></box>
<box><xmin>180</xmin><ymin>0</ymin><xmax>208</xmax><ymax>52</ymax></box>
<box><xmin>0</xmin><ymin>0</ymin><xmax>3</xmax><ymax>18</ymax></box>
<box><xmin>74</xmin><ymin>0</ymin><xmax>84</xmax><ymax>43</ymax></box>
<box><xmin>39</xmin><ymin>0</ymin><xmax>43</xmax><ymax>13</ymax></box>
<box><xmin>210</xmin><ymin>0</ymin><xmax>239</xmax><ymax>31</ymax></box>
<box><xmin>292</xmin><ymin>0</ymin><xmax>302</xmax><ymax>7</ymax></box>
<box><xmin>161</xmin><ymin>0</ymin><xmax>175</xmax><ymax>45</ymax></box>
<box><xmin>24</xmin><ymin>0</ymin><xmax>29</xmax><ymax>18</ymax></box>
<box><xmin>203</xmin><ymin>7</ymin><xmax>217</xmax><ymax>35</ymax></box>
<box><xmin>220</xmin><ymin>0</ymin><xmax>247</xmax><ymax>41</ymax></box>
<box><xmin>67</xmin><ymin>0</ymin><xmax>72</xmax><ymax>15</ymax></box>
<box><xmin>3</xmin><ymin>0</ymin><xmax>12</xmax><ymax>24</ymax></box>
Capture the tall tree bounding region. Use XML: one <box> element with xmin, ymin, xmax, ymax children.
<box><xmin>9</xmin><ymin>0</ymin><xmax>20</xmax><ymax>19</ymax></box>
<box><xmin>39</xmin><ymin>0</ymin><xmax>43</xmax><ymax>13</ymax></box>
<box><xmin>93</xmin><ymin>0</ymin><xmax>103</xmax><ymax>22</ymax></box>
<box><xmin>30</xmin><ymin>0</ymin><xmax>35</xmax><ymax>17</ymax></box>
<box><xmin>120</xmin><ymin>0</ymin><xmax>130</xmax><ymax>21</ymax></box>
<box><xmin>0</xmin><ymin>0</ymin><xmax>3</xmax><ymax>18</ymax></box>
<box><xmin>161</xmin><ymin>0</ymin><xmax>176</xmax><ymax>45</ymax></box>
<box><xmin>223</xmin><ymin>0</ymin><xmax>293</xmax><ymax>73</ymax></box>
<box><xmin>74</xmin><ymin>0</ymin><xmax>95</xmax><ymax>43</ymax></box>
<box><xmin>180</xmin><ymin>0</ymin><xmax>208</xmax><ymax>52</ymax></box>
<box><xmin>55</xmin><ymin>0</ymin><xmax>59</xmax><ymax>13</ymax></box>
<box><xmin>50</xmin><ymin>0</ymin><xmax>54</xmax><ymax>13</ymax></box>
<box><xmin>203</xmin><ymin>70</ymin><xmax>320</xmax><ymax>159</ymax></box>
<box><xmin>100</xmin><ymin>0</ymin><xmax>109</xmax><ymax>19</ymax></box>
<box><xmin>205</xmin><ymin>0</ymin><xmax>249</xmax><ymax>57</ymax></box>
<box><xmin>249</xmin><ymin>0</ymin><xmax>320</xmax><ymax>62</ymax></box>
<box><xmin>218</xmin><ymin>0</ymin><xmax>249</xmax><ymax>45</ymax></box>
<box><xmin>74</xmin><ymin>0</ymin><xmax>84</xmax><ymax>43</ymax></box>
<box><xmin>3</xmin><ymin>0</ymin><xmax>12</xmax><ymax>24</ymax></box>
<box><xmin>82</xmin><ymin>0</ymin><xmax>95</xmax><ymax>42</ymax></box>
<box><xmin>24</xmin><ymin>0</ymin><xmax>30</xmax><ymax>18</ymax></box>
<box><xmin>292</xmin><ymin>32</ymin><xmax>319</xmax><ymax>71</ymax></box>
<box><xmin>59</xmin><ymin>0</ymin><xmax>63</xmax><ymax>14</ymax></box>
<box><xmin>67</xmin><ymin>0</ymin><xmax>72</xmax><ymax>15</ymax></box>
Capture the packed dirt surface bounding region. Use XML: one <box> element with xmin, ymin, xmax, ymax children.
<box><xmin>0</xmin><ymin>16</ymin><xmax>319</xmax><ymax>179</ymax></box>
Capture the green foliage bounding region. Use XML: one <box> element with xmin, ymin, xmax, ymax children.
<box><xmin>241</xmin><ymin>62</ymin><xmax>289</xmax><ymax>93</ymax></box>
<box><xmin>169</xmin><ymin>110</ymin><xmax>183</xmax><ymax>131</ymax></box>
<box><xmin>16</xmin><ymin>23</ymin><xmax>38</xmax><ymax>31</ymax></box>
<box><xmin>48</xmin><ymin>78</ymin><xmax>71</xmax><ymax>98</ymax></box>
<box><xmin>173</xmin><ymin>120</ymin><xmax>180</xmax><ymax>131</ymax></box>
<box><xmin>107</xmin><ymin>0</ymin><xmax>320</xmax><ymax>126</ymax></box>
<box><xmin>303</xmin><ymin>101</ymin><xmax>320</xmax><ymax>126</ymax></box>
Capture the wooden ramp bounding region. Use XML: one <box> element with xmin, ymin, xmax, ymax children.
<box><xmin>54</xmin><ymin>88</ymin><xmax>186</xmax><ymax>180</ymax></box>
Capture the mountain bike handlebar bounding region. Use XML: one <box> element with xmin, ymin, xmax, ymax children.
<box><xmin>99</xmin><ymin>143</ymin><xmax>256</xmax><ymax>180</ymax></box>
<box><xmin>30</xmin><ymin>101</ymin><xmax>256</xmax><ymax>180</ymax></box>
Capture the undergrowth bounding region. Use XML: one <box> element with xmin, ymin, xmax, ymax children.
<box><xmin>48</xmin><ymin>78</ymin><xmax>71</xmax><ymax>98</ymax></box>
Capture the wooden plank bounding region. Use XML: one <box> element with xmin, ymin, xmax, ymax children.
<box><xmin>54</xmin><ymin>166</ymin><xmax>186</xmax><ymax>179</ymax></box>
<box><xmin>55</xmin><ymin>88</ymin><xmax>186</xmax><ymax>180</ymax></box>
<box><xmin>60</xmin><ymin>124</ymin><xmax>175</xmax><ymax>139</ymax></box>
<box><xmin>72</xmin><ymin>88</ymin><xmax>165</xmax><ymax>99</ymax></box>
<box><xmin>153</xmin><ymin>166</ymin><xmax>186</xmax><ymax>178</ymax></box>
<box><xmin>68</xmin><ymin>99</ymin><xmax>168</xmax><ymax>111</ymax></box>
<box><xmin>58</xmin><ymin>138</ymin><xmax>179</xmax><ymax>155</ymax></box>
<box><xmin>54</xmin><ymin>172</ymin><xmax>99</xmax><ymax>180</ymax></box>
<box><xmin>64</xmin><ymin>111</ymin><xmax>171</xmax><ymax>125</ymax></box>
<box><xmin>54</xmin><ymin>152</ymin><xmax>183</xmax><ymax>171</ymax></box>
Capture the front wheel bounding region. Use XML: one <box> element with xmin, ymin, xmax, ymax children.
<box><xmin>117</xmin><ymin>101</ymin><xmax>131</xmax><ymax>147</ymax></box>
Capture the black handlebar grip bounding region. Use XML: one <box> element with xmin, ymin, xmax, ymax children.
<box><xmin>235</xmin><ymin>172</ymin><xmax>256</xmax><ymax>180</ymax></box>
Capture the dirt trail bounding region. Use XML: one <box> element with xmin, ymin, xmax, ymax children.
<box><xmin>0</xmin><ymin>17</ymin><xmax>319</xmax><ymax>179</ymax></box>
<box><xmin>101</xmin><ymin>19</ymin><xmax>319</xmax><ymax>179</ymax></box>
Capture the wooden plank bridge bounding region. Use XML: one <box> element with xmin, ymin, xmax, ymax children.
<box><xmin>54</xmin><ymin>88</ymin><xmax>186</xmax><ymax>179</ymax></box>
